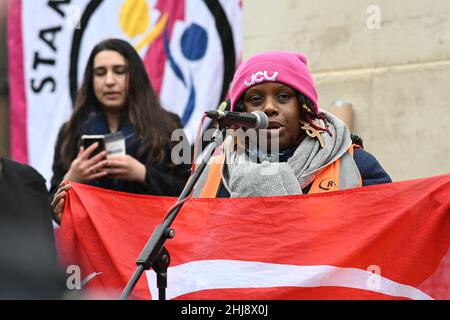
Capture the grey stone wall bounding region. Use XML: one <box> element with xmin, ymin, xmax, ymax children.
<box><xmin>243</xmin><ymin>0</ymin><xmax>450</xmax><ymax>181</ymax></box>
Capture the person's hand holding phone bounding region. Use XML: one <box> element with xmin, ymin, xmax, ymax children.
<box><xmin>63</xmin><ymin>142</ymin><xmax>108</xmax><ymax>183</ymax></box>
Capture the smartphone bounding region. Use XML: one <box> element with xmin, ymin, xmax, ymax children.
<box><xmin>81</xmin><ymin>135</ymin><xmax>106</xmax><ymax>158</ymax></box>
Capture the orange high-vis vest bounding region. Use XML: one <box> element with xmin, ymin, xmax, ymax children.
<box><xmin>192</xmin><ymin>145</ymin><xmax>362</xmax><ymax>198</ymax></box>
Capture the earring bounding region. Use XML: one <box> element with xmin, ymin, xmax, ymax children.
<box><xmin>302</xmin><ymin>104</ymin><xmax>313</xmax><ymax>114</ymax></box>
<box><xmin>300</xmin><ymin>120</ymin><xmax>325</xmax><ymax>148</ymax></box>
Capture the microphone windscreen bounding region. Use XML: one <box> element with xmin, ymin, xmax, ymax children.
<box><xmin>252</xmin><ymin>111</ymin><xmax>269</xmax><ymax>129</ymax></box>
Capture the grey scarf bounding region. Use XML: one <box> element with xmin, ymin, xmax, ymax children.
<box><xmin>222</xmin><ymin>110</ymin><xmax>352</xmax><ymax>197</ymax></box>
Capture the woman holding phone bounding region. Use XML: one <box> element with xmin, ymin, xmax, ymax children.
<box><xmin>50</xmin><ymin>39</ymin><xmax>190</xmax><ymax>223</ymax></box>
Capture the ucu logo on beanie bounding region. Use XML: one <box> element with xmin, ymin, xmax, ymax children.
<box><xmin>244</xmin><ymin>70</ymin><xmax>279</xmax><ymax>87</ymax></box>
<box><xmin>229</xmin><ymin>50</ymin><xmax>318</xmax><ymax>112</ymax></box>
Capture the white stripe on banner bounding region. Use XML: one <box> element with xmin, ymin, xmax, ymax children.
<box><xmin>146</xmin><ymin>259</ymin><xmax>433</xmax><ymax>300</ymax></box>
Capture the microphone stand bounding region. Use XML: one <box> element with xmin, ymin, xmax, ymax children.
<box><xmin>120</xmin><ymin>127</ymin><xmax>226</xmax><ymax>300</ymax></box>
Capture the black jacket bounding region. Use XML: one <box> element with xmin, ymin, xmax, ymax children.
<box><xmin>49</xmin><ymin>116</ymin><xmax>191</xmax><ymax>198</ymax></box>
<box><xmin>0</xmin><ymin>158</ymin><xmax>66</xmax><ymax>299</ymax></box>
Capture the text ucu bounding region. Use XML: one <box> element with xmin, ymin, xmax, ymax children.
<box><xmin>244</xmin><ymin>70</ymin><xmax>279</xmax><ymax>87</ymax></box>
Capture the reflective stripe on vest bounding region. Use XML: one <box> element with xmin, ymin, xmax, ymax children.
<box><xmin>193</xmin><ymin>145</ymin><xmax>362</xmax><ymax>198</ymax></box>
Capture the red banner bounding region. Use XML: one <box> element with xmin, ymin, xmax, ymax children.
<box><xmin>58</xmin><ymin>174</ymin><xmax>450</xmax><ymax>300</ymax></box>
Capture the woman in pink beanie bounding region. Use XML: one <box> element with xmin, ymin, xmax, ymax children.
<box><xmin>194</xmin><ymin>50</ymin><xmax>391</xmax><ymax>198</ymax></box>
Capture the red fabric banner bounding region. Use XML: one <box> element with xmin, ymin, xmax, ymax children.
<box><xmin>58</xmin><ymin>174</ymin><xmax>450</xmax><ymax>300</ymax></box>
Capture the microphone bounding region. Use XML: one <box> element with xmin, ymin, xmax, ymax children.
<box><xmin>205</xmin><ymin>110</ymin><xmax>269</xmax><ymax>129</ymax></box>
